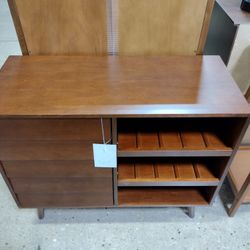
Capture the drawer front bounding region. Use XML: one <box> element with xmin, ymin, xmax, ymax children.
<box><xmin>2</xmin><ymin>160</ymin><xmax>111</xmax><ymax>178</ymax></box>
<box><xmin>0</xmin><ymin>119</ymin><xmax>111</xmax><ymax>140</ymax></box>
<box><xmin>17</xmin><ymin>193</ymin><xmax>113</xmax><ymax>208</ymax></box>
<box><xmin>0</xmin><ymin>141</ymin><xmax>97</xmax><ymax>160</ymax></box>
<box><xmin>10</xmin><ymin>177</ymin><xmax>112</xmax><ymax>194</ymax></box>
<box><xmin>0</xmin><ymin>118</ymin><xmax>114</xmax><ymax>208</ymax></box>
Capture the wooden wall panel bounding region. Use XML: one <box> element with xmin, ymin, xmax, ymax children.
<box><xmin>117</xmin><ymin>0</ymin><xmax>210</xmax><ymax>55</ymax></box>
<box><xmin>10</xmin><ymin>0</ymin><xmax>107</xmax><ymax>55</ymax></box>
<box><xmin>9</xmin><ymin>0</ymin><xmax>214</xmax><ymax>56</ymax></box>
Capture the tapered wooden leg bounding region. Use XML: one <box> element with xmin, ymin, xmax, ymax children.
<box><xmin>228</xmin><ymin>198</ymin><xmax>242</xmax><ymax>217</ymax></box>
<box><xmin>228</xmin><ymin>174</ymin><xmax>250</xmax><ymax>217</ymax></box>
<box><xmin>38</xmin><ymin>208</ymin><xmax>44</xmax><ymax>219</ymax></box>
<box><xmin>187</xmin><ymin>207</ymin><xmax>195</xmax><ymax>218</ymax></box>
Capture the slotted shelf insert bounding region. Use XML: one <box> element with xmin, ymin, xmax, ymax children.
<box><xmin>118</xmin><ymin>159</ymin><xmax>220</xmax><ymax>186</ymax></box>
<box><xmin>118</xmin><ymin>130</ymin><xmax>232</xmax><ymax>157</ymax></box>
<box><xmin>118</xmin><ymin>187</ymin><xmax>212</xmax><ymax>207</ymax></box>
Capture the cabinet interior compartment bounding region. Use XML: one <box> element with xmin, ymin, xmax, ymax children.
<box><xmin>117</xmin><ymin>118</ymin><xmax>246</xmax><ymax>155</ymax></box>
<box><xmin>117</xmin><ymin>157</ymin><xmax>228</xmax><ymax>187</ymax></box>
<box><xmin>118</xmin><ymin>186</ymin><xmax>216</xmax><ymax>206</ymax></box>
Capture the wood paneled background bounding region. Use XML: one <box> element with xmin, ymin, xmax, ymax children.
<box><xmin>117</xmin><ymin>0</ymin><xmax>209</xmax><ymax>55</ymax></box>
<box><xmin>11</xmin><ymin>0</ymin><xmax>108</xmax><ymax>55</ymax></box>
<box><xmin>8</xmin><ymin>0</ymin><xmax>214</xmax><ymax>55</ymax></box>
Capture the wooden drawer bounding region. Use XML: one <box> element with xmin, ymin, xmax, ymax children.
<box><xmin>0</xmin><ymin>119</ymin><xmax>111</xmax><ymax>141</ymax></box>
<box><xmin>10</xmin><ymin>177</ymin><xmax>112</xmax><ymax>194</ymax></box>
<box><xmin>0</xmin><ymin>141</ymin><xmax>97</xmax><ymax>160</ymax></box>
<box><xmin>17</xmin><ymin>193</ymin><xmax>113</xmax><ymax>208</ymax></box>
<box><xmin>2</xmin><ymin>160</ymin><xmax>111</xmax><ymax>178</ymax></box>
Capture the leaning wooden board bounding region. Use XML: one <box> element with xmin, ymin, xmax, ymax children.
<box><xmin>0</xmin><ymin>56</ymin><xmax>249</xmax><ymax>218</ymax></box>
<box><xmin>8</xmin><ymin>0</ymin><xmax>214</xmax><ymax>55</ymax></box>
<box><xmin>228</xmin><ymin>147</ymin><xmax>250</xmax><ymax>203</ymax></box>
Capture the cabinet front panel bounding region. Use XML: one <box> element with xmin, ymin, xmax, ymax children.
<box><xmin>0</xmin><ymin>141</ymin><xmax>97</xmax><ymax>160</ymax></box>
<box><xmin>0</xmin><ymin>119</ymin><xmax>111</xmax><ymax>141</ymax></box>
<box><xmin>10</xmin><ymin>177</ymin><xmax>112</xmax><ymax>194</ymax></box>
<box><xmin>18</xmin><ymin>192</ymin><xmax>113</xmax><ymax>208</ymax></box>
<box><xmin>0</xmin><ymin>118</ymin><xmax>114</xmax><ymax>208</ymax></box>
<box><xmin>2</xmin><ymin>160</ymin><xmax>111</xmax><ymax>178</ymax></box>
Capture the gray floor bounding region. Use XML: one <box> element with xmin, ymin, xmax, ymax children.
<box><xmin>0</xmin><ymin>0</ymin><xmax>250</xmax><ymax>249</ymax></box>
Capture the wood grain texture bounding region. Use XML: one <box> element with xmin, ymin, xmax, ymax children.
<box><xmin>181</xmin><ymin>132</ymin><xmax>206</xmax><ymax>149</ymax></box>
<box><xmin>0</xmin><ymin>141</ymin><xmax>97</xmax><ymax>160</ymax></box>
<box><xmin>7</xmin><ymin>0</ymin><xmax>28</xmax><ymax>55</ymax></box>
<box><xmin>0</xmin><ymin>56</ymin><xmax>249</xmax><ymax>117</ymax></box>
<box><xmin>117</xmin><ymin>0</ymin><xmax>209</xmax><ymax>55</ymax></box>
<box><xmin>159</xmin><ymin>132</ymin><xmax>182</xmax><ymax>149</ymax></box>
<box><xmin>118</xmin><ymin>187</ymin><xmax>210</xmax><ymax>206</ymax></box>
<box><xmin>217</xmin><ymin>0</ymin><xmax>250</xmax><ymax>25</ymax></box>
<box><xmin>10</xmin><ymin>177</ymin><xmax>112</xmax><ymax>194</ymax></box>
<box><xmin>10</xmin><ymin>0</ymin><xmax>107</xmax><ymax>55</ymax></box>
<box><xmin>118</xmin><ymin>159</ymin><xmax>219</xmax><ymax>186</ymax></box>
<box><xmin>2</xmin><ymin>160</ymin><xmax>111</xmax><ymax>178</ymax></box>
<box><xmin>156</xmin><ymin>163</ymin><xmax>176</xmax><ymax>179</ymax></box>
<box><xmin>228</xmin><ymin>173</ymin><xmax>250</xmax><ymax>216</ymax></box>
<box><xmin>18</xmin><ymin>193</ymin><xmax>113</xmax><ymax>208</ymax></box>
<box><xmin>118</xmin><ymin>127</ymin><xmax>231</xmax><ymax>153</ymax></box>
<box><xmin>0</xmin><ymin>119</ymin><xmax>111</xmax><ymax>140</ymax></box>
<box><xmin>197</xmin><ymin>0</ymin><xmax>215</xmax><ymax>54</ymax></box>
<box><xmin>228</xmin><ymin>146</ymin><xmax>250</xmax><ymax>202</ymax></box>
<box><xmin>0</xmin><ymin>162</ymin><xmax>21</xmax><ymax>207</ymax></box>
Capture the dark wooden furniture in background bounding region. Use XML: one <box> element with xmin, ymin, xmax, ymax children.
<box><xmin>205</xmin><ymin>0</ymin><xmax>250</xmax><ymax>64</ymax></box>
<box><xmin>226</xmin><ymin>89</ymin><xmax>250</xmax><ymax>216</ymax></box>
<box><xmin>0</xmin><ymin>55</ymin><xmax>249</xmax><ymax>219</ymax></box>
<box><xmin>227</xmin><ymin>146</ymin><xmax>250</xmax><ymax>216</ymax></box>
<box><xmin>204</xmin><ymin>0</ymin><xmax>250</xmax><ymax>216</ymax></box>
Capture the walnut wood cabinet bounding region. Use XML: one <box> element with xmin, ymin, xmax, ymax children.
<box><xmin>0</xmin><ymin>55</ymin><xmax>249</xmax><ymax>219</ymax></box>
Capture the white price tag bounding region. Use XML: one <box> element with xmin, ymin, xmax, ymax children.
<box><xmin>93</xmin><ymin>143</ymin><xmax>117</xmax><ymax>168</ymax></box>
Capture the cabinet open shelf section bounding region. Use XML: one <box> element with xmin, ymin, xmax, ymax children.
<box><xmin>117</xmin><ymin>118</ymin><xmax>237</xmax><ymax>157</ymax></box>
<box><xmin>118</xmin><ymin>187</ymin><xmax>215</xmax><ymax>207</ymax></box>
<box><xmin>118</xmin><ymin>158</ymin><xmax>223</xmax><ymax>187</ymax></box>
<box><xmin>118</xmin><ymin>159</ymin><xmax>222</xmax><ymax>186</ymax></box>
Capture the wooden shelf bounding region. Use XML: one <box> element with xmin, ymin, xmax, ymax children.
<box><xmin>118</xmin><ymin>159</ymin><xmax>220</xmax><ymax>187</ymax></box>
<box><xmin>118</xmin><ymin>130</ymin><xmax>232</xmax><ymax>157</ymax></box>
<box><xmin>118</xmin><ymin>187</ymin><xmax>210</xmax><ymax>206</ymax></box>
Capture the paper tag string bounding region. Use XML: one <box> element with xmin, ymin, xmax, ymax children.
<box><xmin>101</xmin><ymin>118</ymin><xmax>112</xmax><ymax>145</ymax></box>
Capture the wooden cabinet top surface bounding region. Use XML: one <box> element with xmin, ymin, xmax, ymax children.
<box><xmin>0</xmin><ymin>55</ymin><xmax>249</xmax><ymax>118</ymax></box>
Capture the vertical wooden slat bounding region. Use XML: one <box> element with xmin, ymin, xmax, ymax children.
<box><xmin>203</xmin><ymin>132</ymin><xmax>226</xmax><ymax>149</ymax></box>
<box><xmin>159</xmin><ymin>131</ymin><xmax>182</xmax><ymax>149</ymax></box>
<box><xmin>118</xmin><ymin>163</ymin><xmax>135</xmax><ymax>180</ymax></box>
<box><xmin>194</xmin><ymin>163</ymin><xmax>216</xmax><ymax>180</ymax></box>
<box><xmin>135</xmin><ymin>163</ymin><xmax>155</xmax><ymax>178</ymax></box>
<box><xmin>181</xmin><ymin>131</ymin><xmax>206</xmax><ymax>149</ymax></box>
<box><xmin>118</xmin><ymin>132</ymin><xmax>137</xmax><ymax>150</ymax></box>
<box><xmin>175</xmin><ymin>163</ymin><xmax>196</xmax><ymax>180</ymax></box>
<box><xmin>137</xmin><ymin>132</ymin><xmax>159</xmax><ymax>149</ymax></box>
<box><xmin>156</xmin><ymin>163</ymin><xmax>175</xmax><ymax>179</ymax></box>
